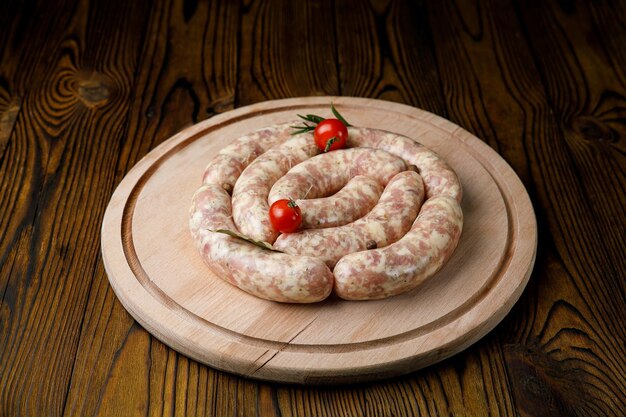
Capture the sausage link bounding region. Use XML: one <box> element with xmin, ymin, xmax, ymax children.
<box><xmin>189</xmin><ymin>185</ymin><xmax>333</xmax><ymax>303</ymax></box>
<box><xmin>273</xmin><ymin>171</ymin><xmax>424</xmax><ymax>268</ymax></box>
<box><xmin>333</xmin><ymin>196</ymin><xmax>463</xmax><ymax>300</ymax></box>
<box><xmin>347</xmin><ymin>127</ymin><xmax>462</xmax><ymax>202</ymax></box>
<box><xmin>202</xmin><ymin>123</ymin><xmax>295</xmax><ymax>187</ymax></box>
<box><xmin>231</xmin><ymin>135</ymin><xmax>320</xmax><ymax>243</ymax></box>
<box><xmin>269</xmin><ymin>148</ymin><xmax>407</xmax><ymax>204</ymax></box>
<box><xmin>297</xmin><ymin>176</ymin><xmax>383</xmax><ymax>229</ymax></box>
<box><xmin>377</xmin><ymin>136</ymin><xmax>462</xmax><ymax>202</ymax></box>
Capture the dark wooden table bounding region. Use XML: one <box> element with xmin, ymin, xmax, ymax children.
<box><xmin>1</xmin><ymin>0</ymin><xmax>624</xmax><ymax>415</ymax></box>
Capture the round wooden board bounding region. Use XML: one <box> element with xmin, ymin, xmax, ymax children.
<box><xmin>101</xmin><ymin>97</ymin><xmax>537</xmax><ymax>384</ymax></box>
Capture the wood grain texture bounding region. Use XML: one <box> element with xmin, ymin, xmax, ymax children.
<box><xmin>507</xmin><ymin>1</ymin><xmax>626</xmax><ymax>415</ymax></box>
<box><xmin>237</xmin><ymin>0</ymin><xmax>339</xmax><ymax>104</ymax></box>
<box><xmin>334</xmin><ymin>0</ymin><xmax>447</xmax><ymax>115</ymax></box>
<box><xmin>62</xmin><ymin>0</ymin><xmax>241</xmax><ymax>416</ymax></box>
<box><xmin>0</xmin><ymin>0</ymin><xmax>624</xmax><ymax>415</ymax></box>
<box><xmin>0</xmin><ymin>0</ymin><xmax>150</xmax><ymax>416</ymax></box>
<box><xmin>426</xmin><ymin>0</ymin><xmax>626</xmax><ymax>415</ymax></box>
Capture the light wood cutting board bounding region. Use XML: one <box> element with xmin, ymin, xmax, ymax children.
<box><xmin>101</xmin><ymin>97</ymin><xmax>537</xmax><ymax>384</ymax></box>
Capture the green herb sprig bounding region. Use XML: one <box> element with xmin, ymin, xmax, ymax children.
<box><xmin>291</xmin><ymin>103</ymin><xmax>352</xmax><ymax>135</ymax></box>
<box><xmin>210</xmin><ymin>229</ymin><xmax>284</xmax><ymax>252</ymax></box>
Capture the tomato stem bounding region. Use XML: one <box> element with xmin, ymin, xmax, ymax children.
<box><xmin>324</xmin><ymin>137</ymin><xmax>337</xmax><ymax>152</ymax></box>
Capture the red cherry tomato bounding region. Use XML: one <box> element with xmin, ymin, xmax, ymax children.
<box><xmin>314</xmin><ymin>119</ymin><xmax>348</xmax><ymax>152</ymax></box>
<box><xmin>269</xmin><ymin>199</ymin><xmax>302</xmax><ymax>233</ymax></box>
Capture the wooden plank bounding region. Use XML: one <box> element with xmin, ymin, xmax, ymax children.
<box><xmin>237</xmin><ymin>0</ymin><xmax>339</xmax><ymax>105</ymax></box>
<box><xmin>0</xmin><ymin>0</ymin><xmax>151</xmax><ymax>416</ymax></box>
<box><xmin>335</xmin><ymin>0</ymin><xmax>447</xmax><ymax>115</ymax></box>
<box><xmin>504</xmin><ymin>0</ymin><xmax>626</xmax><ymax>415</ymax></box>
<box><xmin>0</xmin><ymin>0</ymin><xmax>73</xmax><ymax>314</ymax></box>
<box><xmin>0</xmin><ymin>0</ymin><xmax>23</xmax><ymax>158</ymax></box>
<box><xmin>514</xmin><ymin>0</ymin><xmax>626</xmax><ymax>287</ymax></box>
<box><xmin>62</xmin><ymin>0</ymin><xmax>242</xmax><ymax>416</ymax></box>
<box><xmin>426</xmin><ymin>0</ymin><xmax>626</xmax><ymax>415</ymax></box>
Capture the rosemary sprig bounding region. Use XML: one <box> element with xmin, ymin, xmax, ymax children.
<box><xmin>290</xmin><ymin>114</ymin><xmax>321</xmax><ymax>134</ymax></box>
<box><xmin>290</xmin><ymin>103</ymin><xmax>352</xmax><ymax>135</ymax></box>
<box><xmin>290</xmin><ymin>124</ymin><xmax>315</xmax><ymax>135</ymax></box>
<box><xmin>209</xmin><ymin>229</ymin><xmax>284</xmax><ymax>252</ymax></box>
<box><xmin>298</xmin><ymin>114</ymin><xmax>325</xmax><ymax>124</ymax></box>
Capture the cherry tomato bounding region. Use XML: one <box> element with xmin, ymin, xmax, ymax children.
<box><xmin>314</xmin><ymin>119</ymin><xmax>348</xmax><ymax>152</ymax></box>
<box><xmin>269</xmin><ymin>199</ymin><xmax>302</xmax><ymax>233</ymax></box>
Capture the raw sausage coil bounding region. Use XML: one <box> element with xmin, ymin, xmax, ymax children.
<box><xmin>190</xmin><ymin>121</ymin><xmax>464</xmax><ymax>303</ymax></box>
